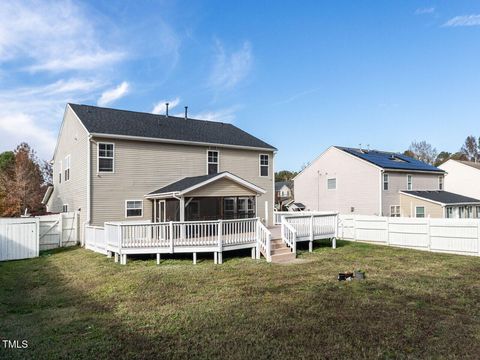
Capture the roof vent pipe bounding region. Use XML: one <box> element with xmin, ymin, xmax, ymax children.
<box><xmin>184</xmin><ymin>106</ymin><xmax>188</xmax><ymax>120</ymax></box>
<box><xmin>165</xmin><ymin>102</ymin><xmax>169</xmax><ymax>117</ymax></box>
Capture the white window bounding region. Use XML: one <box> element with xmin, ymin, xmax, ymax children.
<box><xmin>383</xmin><ymin>174</ymin><xmax>389</xmax><ymax>191</ymax></box>
<box><xmin>259</xmin><ymin>154</ymin><xmax>269</xmax><ymax>177</ymax></box>
<box><xmin>207</xmin><ymin>150</ymin><xmax>219</xmax><ymax>175</ymax></box>
<box><xmin>98</xmin><ymin>143</ymin><xmax>114</xmax><ymax>172</ymax></box>
<box><xmin>438</xmin><ymin>176</ymin><xmax>443</xmax><ymax>190</ymax></box>
<box><xmin>390</xmin><ymin>205</ymin><xmax>400</xmax><ymax>217</ymax></box>
<box><xmin>125</xmin><ymin>200</ymin><xmax>143</xmax><ymax>218</ymax></box>
<box><xmin>465</xmin><ymin>206</ymin><xmax>473</xmax><ymax>218</ymax></box>
<box><xmin>476</xmin><ymin>206</ymin><xmax>480</xmax><ymax>219</ymax></box>
<box><xmin>327</xmin><ymin>178</ymin><xmax>336</xmax><ymax>190</ymax></box>
<box><xmin>446</xmin><ymin>207</ymin><xmax>454</xmax><ymax>218</ymax></box>
<box><xmin>415</xmin><ymin>206</ymin><xmax>425</xmax><ymax>218</ymax></box>
<box><xmin>64</xmin><ymin>155</ymin><xmax>71</xmax><ymax>182</ymax></box>
<box><xmin>407</xmin><ymin>174</ymin><xmax>413</xmax><ymax>190</ymax></box>
<box><xmin>62</xmin><ymin>204</ymin><xmax>68</xmax><ymax>213</ymax></box>
<box><xmin>58</xmin><ymin>160</ymin><xmax>62</xmax><ymax>184</ymax></box>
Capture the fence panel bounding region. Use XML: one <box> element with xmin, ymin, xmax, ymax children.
<box><xmin>85</xmin><ymin>225</ymin><xmax>107</xmax><ymax>255</ymax></box>
<box><xmin>38</xmin><ymin>212</ymin><xmax>78</xmax><ymax>250</ymax></box>
<box><xmin>0</xmin><ymin>218</ymin><xmax>39</xmax><ymax>261</ymax></box>
<box><xmin>339</xmin><ymin>214</ymin><xmax>480</xmax><ymax>257</ymax></box>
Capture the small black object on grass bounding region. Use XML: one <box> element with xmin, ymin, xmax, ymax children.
<box><xmin>338</xmin><ymin>272</ymin><xmax>354</xmax><ymax>281</ymax></box>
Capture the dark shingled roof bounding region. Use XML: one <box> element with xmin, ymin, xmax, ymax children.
<box><xmin>69</xmin><ymin>103</ymin><xmax>276</xmax><ymax>150</ymax></box>
<box><xmin>147</xmin><ymin>173</ymin><xmax>225</xmax><ymax>195</ymax></box>
<box><xmin>275</xmin><ymin>181</ymin><xmax>293</xmax><ymax>191</ymax></box>
<box><xmin>402</xmin><ymin>190</ymin><xmax>480</xmax><ymax>205</ymax></box>
<box><xmin>459</xmin><ymin>160</ymin><xmax>480</xmax><ymax>170</ymax></box>
<box><xmin>336</xmin><ymin>147</ymin><xmax>444</xmax><ymax>172</ymax></box>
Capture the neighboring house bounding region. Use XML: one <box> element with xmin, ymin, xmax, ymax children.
<box><xmin>275</xmin><ymin>180</ymin><xmax>293</xmax><ymax>210</ymax></box>
<box><xmin>400</xmin><ymin>190</ymin><xmax>480</xmax><ymax>218</ymax></box>
<box><xmin>439</xmin><ymin>160</ymin><xmax>480</xmax><ymax>200</ymax></box>
<box><xmin>43</xmin><ymin>104</ymin><xmax>277</xmax><ymax>240</ymax></box>
<box><xmin>294</xmin><ymin>146</ymin><xmax>445</xmax><ymax>216</ymax></box>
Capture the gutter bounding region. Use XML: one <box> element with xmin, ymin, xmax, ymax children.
<box><xmin>82</xmin><ymin>134</ymin><xmax>92</xmax><ymax>245</ymax></box>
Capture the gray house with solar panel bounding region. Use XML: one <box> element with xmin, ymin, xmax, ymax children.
<box><xmin>43</xmin><ymin>104</ymin><xmax>276</xmax><ymax>241</ymax></box>
<box><xmin>294</xmin><ymin>146</ymin><xmax>448</xmax><ymax>217</ymax></box>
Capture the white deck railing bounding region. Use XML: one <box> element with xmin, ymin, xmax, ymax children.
<box><xmin>281</xmin><ymin>213</ymin><xmax>338</xmax><ymax>253</ymax></box>
<box><xmin>256</xmin><ymin>221</ymin><xmax>272</xmax><ymax>262</ymax></box>
<box><xmin>104</xmin><ymin>218</ymin><xmax>266</xmax><ymax>264</ymax></box>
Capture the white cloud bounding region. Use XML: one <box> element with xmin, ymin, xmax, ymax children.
<box><xmin>209</xmin><ymin>40</ymin><xmax>253</xmax><ymax>90</ymax></box>
<box><xmin>443</xmin><ymin>14</ymin><xmax>480</xmax><ymax>27</ymax></box>
<box><xmin>0</xmin><ymin>0</ymin><xmax>125</xmax><ymax>73</ymax></box>
<box><xmin>415</xmin><ymin>7</ymin><xmax>435</xmax><ymax>15</ymax></box>
<box><xmin>97</xmin><ymin>82</ymin><xmax>130</xmax><ymax>107</ymax></box>
<box><xmin>192</xmin><ymin>106</ymin><xmax>238</xmax><ymax>123</ymax></box>
<box><xmin>152</xmin><ymin>97</ymin><xmax>181</xmax><ymax>115</ymax></box>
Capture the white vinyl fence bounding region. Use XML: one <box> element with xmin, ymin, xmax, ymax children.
<box><xmin>39</xmin><ymin>212</ymin><xmax>79</xmax><ymax>250</ymax></box>
<box><xmin>339</xmin><ymin>215</ymin><xmax>480</xmax><ymax>256</ymax></box>
<box><xmin>0</xmin><ymin>218</ymin><xmax>39</xmax><ymax>261</ymax></box>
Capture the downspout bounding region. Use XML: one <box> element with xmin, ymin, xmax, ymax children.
<box><xmin>379</xmin><ymin>169</ymin><xmax>384</xmax><ymax>216</ymax></box>
<box><xmin>82</xmin><ymin>134</ymin><xmax>92</xmax><ymax>246</ymax></box>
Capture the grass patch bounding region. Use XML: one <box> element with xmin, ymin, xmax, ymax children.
<box><xmin>1</xmin><ymin>241</ymin><xmax>479</xmax><ymax>359</ymax></box>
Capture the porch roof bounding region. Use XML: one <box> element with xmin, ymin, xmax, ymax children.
<box><xmin>145</xmin><ymin>171</ymin><xmax>266</xmax><ymax>199</ymax></box>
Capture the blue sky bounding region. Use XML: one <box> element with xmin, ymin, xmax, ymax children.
<box><xmin>1</xmin><ymin>1</ymin><xmax>479</xmax><ymax>171</ymax></box>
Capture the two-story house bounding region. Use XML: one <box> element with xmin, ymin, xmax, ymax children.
<box><xmin>293</xmin><ymin>146</ymin><xmax>446</xmax><ymax>217</ymax></box>
<box><xmin>43</xmin><ymin>104</ymin><xmax>276</xmax><ymax>241</ymax></box>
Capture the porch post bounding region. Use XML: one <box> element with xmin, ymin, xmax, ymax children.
<box><xmin>153</xmin><ymin>199</ymin><xmax>157</xmax><ymax>223</ymax></box>
<box><xmin>179</xmin><ymin>197</ymin><xmax>185</xmax><ymax>222</ymax></box>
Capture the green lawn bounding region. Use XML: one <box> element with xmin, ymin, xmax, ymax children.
<box><xmin>1</xmin><ymin>241</ymin><xmax>479</xmax><ymax>359</ymax></box>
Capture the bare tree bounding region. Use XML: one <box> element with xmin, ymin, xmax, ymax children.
<box><xmin>406</xmin><ymin>141</ymin><xmax>438</xmax><ymax>165</ymax></box>
<box><xmin>461</xmin><ymin>135</ymin><xmax>479</xmax><ymax>162</ymax></box>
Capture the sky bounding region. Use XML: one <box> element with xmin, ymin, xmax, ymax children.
<box><xmin>0</xmin><ymin>1</ymin><xmax>479</xmax><ymax>171</ymax></box>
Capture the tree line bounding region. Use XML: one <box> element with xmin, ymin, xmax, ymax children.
<box><xmin>0</xmin><ymin>143</ymin><xmax>51</xmax><ymax>217</ymax></box>
<box><xmin>405</xmin><ymin>135</ymin><xmax>480</xmax><ymax>166</ymax></box>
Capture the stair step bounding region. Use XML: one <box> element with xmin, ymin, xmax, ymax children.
<box><xmin>271</xmin><ymin>247</ymin><xmax>292</xmax><ymax>255</ymax></box>
<box><xmin>271</xmin><ymin>239</ymin><xmax>283</xmax><ymax>245</ymax></box>
<box><xmin>271</xmin><ymin>242</ymin><xmax>286</xmax><ymax>250</ymax></box>
<box><xmin>270</xmin><ymin>252</ymin><xmax>296</xmax><ymax>263</ymax></box>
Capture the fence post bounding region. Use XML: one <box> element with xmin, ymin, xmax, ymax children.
<box><xmin>309</xmin><ymin>215</ymin><xmax>314</xmax><ymax>252</ymax></box>
<box><xmin>353</xmin><ymin>217</ymin><xmax>357</xmax><ymax>241</ymax></box>
<box><xmin>427</xmin><ymin>217</ymin><xmax>431</xmax><ymax>252</ymax></box>
<box><xmin>386</xmin><ymin>216</ymin><xmax>390</xmax><ymax>246</ymax></box>
<box><xmin>169</xmin><ymin>221</ymin><xmax>174</xmax><ymax>254</ymax></box>
<box><xmin>477</xmin><ymin>221</ymin><xmax>480</xmax><ymax>257</ymax></box>
<box><xmin>58</xmin><ymin>214</ymin><xmax>64</xmax><ymax>248</ymax></box>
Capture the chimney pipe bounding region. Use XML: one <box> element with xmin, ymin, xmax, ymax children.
<box><xmin>165</xmin><ymin>102</ymin><xmax>169</xmax><ymax>117</ymax></box>
<box><xmin>184</xmin><ymin>106</ymin><xmax>188</xmax><ymax>120</ymax></box>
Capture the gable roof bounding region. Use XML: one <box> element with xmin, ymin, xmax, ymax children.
<box><xmin>69</xmin><ymin>103</ymin><xmax>276</xmax><ymax>151</ymax></box>
<box><xmin>400</xmin><ymin>190</ymin><xmax>480</xmax><ymax>205</ymax></box>
<box><xmin>275</xmin><ymin>181</ymin><xmax>293</xmax><ymax>191</ymax></box>
<box><xmin>145</xmin><ymin>171</ymin><xmax>266</xmax><ymax>198</ymax></box>
<box><xmin>336</xmin><ymin>146</ymin><xmax>444</xmax><ymax>173</ymax></box>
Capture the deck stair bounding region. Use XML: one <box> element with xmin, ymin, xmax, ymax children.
<box><xmin>269</xmin><ymin>235</ymin><xmax>296</xmax><ymax>263</ymax></box>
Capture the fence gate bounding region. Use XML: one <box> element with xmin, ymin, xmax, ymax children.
<box><xmin>0</xmin><ymin>218</ymin><xmax>39</xmax><ymax>261</ymax></box>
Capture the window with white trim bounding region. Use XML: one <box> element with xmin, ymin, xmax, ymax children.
<box><xmin>383</xmin><ymin>173</ymin><xmax>389</xmax><ymax>190</ymax></box>
<box><xmin>58</xmin><ymin>160</ymin><xmax>62</xmax><ymax>184</ymax></box>
<box><xmin>407</xmin><ymin>174</ymin><xmax>413</xmax><ymax>190</ymax></box>
<box><xmin>390</xmin><ymin>205</ymin><xmax>400</xmax><ymax>217</ymax></box>
<box><xmin>125</xmin><ymin>200</ymin><xmax>143</xmax><ymax>217</ymax></box>
<box><xmin>259</xmin><ymin>154</ymin><xmax>269</xmax><ymax>177</ymax></box>
<box><xmin>64</xmin><ymin>155</ymin><xmax>71</xmax><ymax>182</ymax></box>
<box><xmin>62</xmin><ymin>204</ymin><xmax>68</xmax><ymax>213</ymax></box>
<box><xmin>207</xmin><ymin>150</ymin><xmax>219</xmax><ymax>175</ymax></box>
<box><xmin>438</xmin><ymin>176</ymin><xmax>443</xmax><ymax>190</ymax></box>
<box><xmin>327</xmin><ymin>178</ymin><xmax>337</xmax><ymax>190</ymax></box>
<box><xmin>415</xmin><ymin>206</ymin><xmax>425</xmax><ymax>218</ymax></box>
<box><xmin>446</xmin><ymin>207</ymin><xmax>454</xmax><ymax>218</ymax></box>
<box><xmin>98</xmin><ymin>143</ymin><xmax>114</xmax><ymax>172</ymax></box>
<box><xmin>476</xmin><ymin>206</ymin><xmax>480</xmax><ymax>219</ymax></box>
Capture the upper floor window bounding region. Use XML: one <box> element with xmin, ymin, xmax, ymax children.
<box><xmin>259</xmin><ymin>154</ymin><xmax>269</xmax><ymax>177</ymax></box>
<box><xmin>64</xmin><ymin>155</ymin><xmax>71</xmax><ymax>182</ymax></box>
<box><xmin>407</xmin><ymin>174</ymin><xmax>413</xmax><ymax>190</ymax></box>
<box><xmin>327</xmin><ymin>178</ymin><xmax>337</xmax><ymax>190</ymax></box>
<box><xmin>62</xmin><ymin>204</ymin><xmax>68</xmax><ymax>213</ymax></box>
<box><xmin>207</xmin><ymin>150</ymin><xmax>219</xmax><ymax>175</ymax></box>
<box><xmin>98</xmin><ymin>143</ymin><xmax>114</xmax><ymax>172</ymax></box>
<box><xmin>58</xmin><ymin>160</ymin><xmax>62</xmax><ymax>184</ymax></box>
<box><xmin>383</xmin><ymin>173</ymin><xmax>389</xmax><ymax>190</ymax></box>
<box><xmin>125</xmin><ymin>200</ymin><xmax>143</xmax><ymax>218</ymax></box>
<box><xmin>438</xmin><ymin>176</ymin><xmax>444</xmax><ymax>190</ymax></box>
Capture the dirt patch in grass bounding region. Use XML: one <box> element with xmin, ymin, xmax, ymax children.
<box><xmin>1</xmin><ymin>242</ymin><xmax>479</xmax><ymax>359</ymax></box>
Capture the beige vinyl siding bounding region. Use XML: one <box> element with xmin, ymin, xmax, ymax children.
<box><xmin>294</xmin><ymin>147</ymin><xmax>381</xmax><ymax>215</ymax></box>
<box><xmin>382</xmin><ymin>172</ymin><xmax>444</xmax><ymax>216</ymax></box>
<box><xmin>399</xmin><ymin>193</ymin><xmax>444</xmax><ymax>218</ymax></box>
<box><xmin>439</xmin><ymin>160</ymin><xmax>480</xmax><ymax>200</ymax></box>
<box><xmin>90</xmin><ymin>138</ymin><xmax>274</xmax><ymax>226</ymax></box>
<box><xmin>48</xmin><ymin>106</ymin><xmax>88</xmax><ymax>239</ymax></box>
<box><xmin>185</xmin><ymin>178</ymin><xmax>256</xmax><ymax>197</ymax></box>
